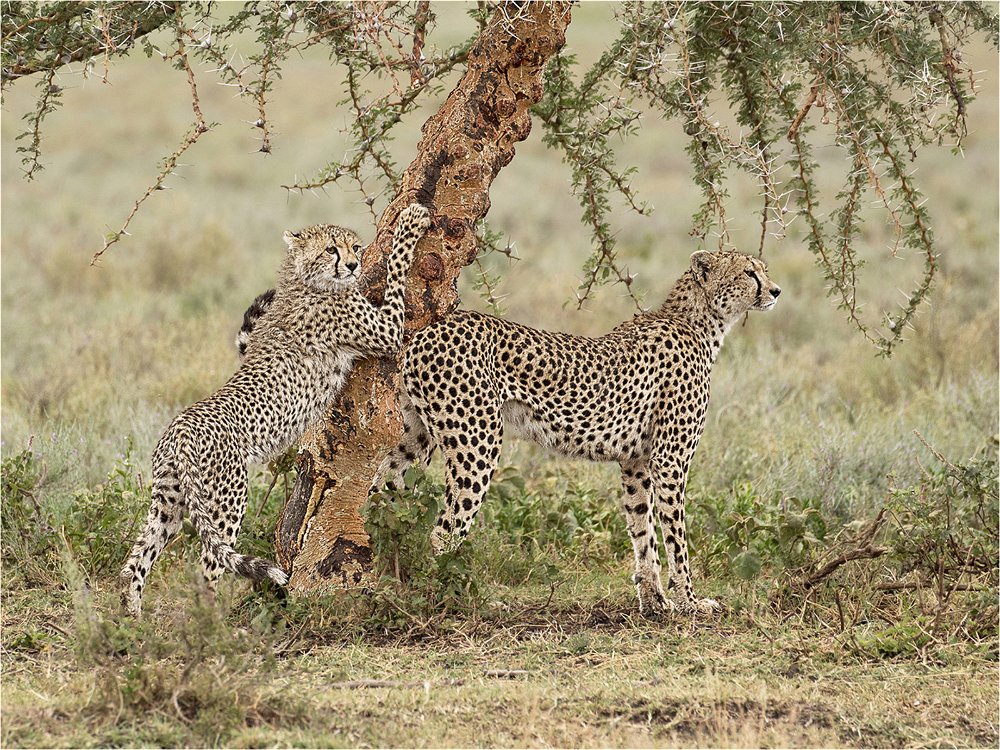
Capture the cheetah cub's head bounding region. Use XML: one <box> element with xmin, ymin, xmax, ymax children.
<box><xmin>283</xmin><ymin>224</ymin><xmax>363</xmax><ymax>293</ymax></box>
<box><xmin>690</xmin><ymin>250</ymin><xmax>782</xmax><ymax>320</ymax></box>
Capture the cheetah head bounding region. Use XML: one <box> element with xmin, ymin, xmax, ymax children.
<box><xmin>283</xmin><ymin>224</ymin><xmax>363</xmax><ymax>293</ymax></box>
<box><xmin>690</xmin><ymin>250</ymin><xmax>782</xmax><ymax>320</ymax></box>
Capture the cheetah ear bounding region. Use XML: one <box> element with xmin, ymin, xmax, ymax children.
<box><xmin>690</xmin><ymin>251</ymin><xmax>713</xmax><ymax>280</ymax></box>
<box><xmin>283</xmin><ymin>230</ymin><xmax>301</xmax><ymax>250</ymax></box>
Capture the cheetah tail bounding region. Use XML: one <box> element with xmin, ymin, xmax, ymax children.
<box><xmin>178</xmin><ymin>456</ymin><xmax>289</xmax><ymax>588</ymax></box>
<box><xmin>235</xmin><ymin>288</ymin><xmax>276</xmax><ymax>360</ymax></box>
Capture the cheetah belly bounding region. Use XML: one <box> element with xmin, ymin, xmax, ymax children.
<box><xmin>499</xmin><ymin>373</ymin><xmax>655</xmax><ymax>464</ymax></box>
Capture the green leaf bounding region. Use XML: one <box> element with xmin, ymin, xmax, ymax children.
<box><xmin>731</xmin><ymin>550</ymin><xmax>762</xmax><ymax>580</ymax></box>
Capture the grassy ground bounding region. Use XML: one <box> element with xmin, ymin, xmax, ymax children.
<box><xmin>2</xmin><ymin>4</ymin><xmax>998</xmax><ymax>748</ymax></box>
<box><xmin>2</xmin><ymin>589</ymin><xmax>996</xmax><ymax>748</ymax></box>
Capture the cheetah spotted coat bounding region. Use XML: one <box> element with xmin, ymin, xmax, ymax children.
<box><xmin>375</xmin><ymin>250</ymin><xmax>781</xmax><ymax>616</ymax></box>
<box><xmin>120</xmin><ymin>204</ymin><xmax>431</xmax><ymax>615</ymax></box>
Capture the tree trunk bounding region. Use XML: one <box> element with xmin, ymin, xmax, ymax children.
<box><xmin>275</xmin><ymin>2</ymin><xmax>572</xmax><ymax>593</ymax></box>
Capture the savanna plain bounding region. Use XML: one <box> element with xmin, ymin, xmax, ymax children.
<box><xmin>2</xmin><ymin>5</ymin><xmax>998</xmax><ymax>748</ymax></box>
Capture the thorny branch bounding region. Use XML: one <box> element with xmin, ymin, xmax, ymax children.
<box><xmin>2</xmin><ymin>1</ymin><xmax>994</xmax><ymax>343</ymax></box>
<box><xmin>92</xmin><ymin>19</ymin><xmax>210</xmax><ymax>265</ymax></box>
<box><xmin>928</xmin><ymin>4</ymin><xmax>967</xmax><ymax>137</ymax></box>
<box><xmin>796</xmin><ymin>509</ymin><xmax>888</xmax><ymax>592</ymax></box>
<box><xmin>410</xmin><ymin>1</ymin><xmax>430</xmax><ymax>87</ymax></box>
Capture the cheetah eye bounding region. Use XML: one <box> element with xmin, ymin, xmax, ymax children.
<box><xmin>326</xmin><ymin>245</ymin><xmax>337</xmax><ymax>255</ymax></box>
<box><xmin>745</xmin><ymin>270</ymin><xmax>758</xmax><ymax>281</ymax></box>
<box><xmin>352</xmin><ymin>244</ymin><xmax>361</xmax><ymax>253</ymax></box>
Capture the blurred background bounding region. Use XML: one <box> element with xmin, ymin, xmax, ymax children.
<box><xmin>2</xmin><ymin>2</ymin><xmax>996</xmax><ymax>519</ymax></box>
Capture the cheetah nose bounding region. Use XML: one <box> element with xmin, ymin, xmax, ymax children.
<box><xmin>770</xmin><ymin>286</ymin><xmax>781</xmax><ymax>298</ymax></box>
<box><xmin>345</xmin><ymin>261</ymin><xmax>359</xmax><ymax>272</ymax></box>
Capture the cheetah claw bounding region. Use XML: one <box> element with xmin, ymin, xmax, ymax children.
<box><xmin>639</xmin><ymin>597</ymin><xmax>678</xmax><ymax>620</ymax></box>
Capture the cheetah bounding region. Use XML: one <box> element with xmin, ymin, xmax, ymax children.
<box><xmin>374</xmin><ymin>249</ymin><xmax>781</xmax><ymax>616</ymax></box>
<box><xmin>120</xmin><ymin>203</ymin><xmax>431</xmax><ymax>616</ymax></box>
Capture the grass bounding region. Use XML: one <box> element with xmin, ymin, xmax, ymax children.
<box><xmin>2</xmin><ymin>3</ymin><xmax>998</xmax><ymax>748</ymax></box>
<box><xmin>3</xmin><ymin>526</ymin><xmax>998</xmax><ymax>749</ymax></box>
<box><xmin>2</xmin><ymin>444</ymin><xmax>996</xmax><ymax>748</ymax></box>
<box><xmin>2</xmin><ymin>578</ymin><xmax>997</xmax><ymax>747</ymax></box>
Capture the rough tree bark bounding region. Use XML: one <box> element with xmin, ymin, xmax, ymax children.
<box><xmin>275</xmin><ymin>2</ymin><xmax>573</xmax><ymax>592</ymax></box>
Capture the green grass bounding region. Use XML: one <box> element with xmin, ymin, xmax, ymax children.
<box><xmin>2</xmin><ymin>3</ymin><xmax>998</xmax><ymax>747</ymax></box>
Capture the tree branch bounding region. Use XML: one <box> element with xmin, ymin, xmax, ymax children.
<box><xmin>1</xmin><ymin>2</ymin><xmax>180</xmax><ymax>85</ymax></box>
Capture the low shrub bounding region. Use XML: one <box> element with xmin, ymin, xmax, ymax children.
<box><xmin>363</xmin><ymin>467</ymin><xmax>482</xmax><ymax>630</ymax></box>
<box><xmin>63</xmin><ymin>438</ymin><xmax>147</xmax><ymax>579</ymax></box>
<box><xmin>1</xmin><ymin>444</ymin><xmax>62</xmax><ymax>586</ymax></box>
<box><xmin>479</xmin><ymin>465</ymin><xmax>630</xmax><ymax>561</ymax></box>
<box><xmin>688</xmin><ymin>483</ymin><xmax>828</xmax><ymax>582</ymax></box>
<box><xmin>63</xmin><ymin>547</ymin><xmax>301</xmax><ymax>746</ymax></box>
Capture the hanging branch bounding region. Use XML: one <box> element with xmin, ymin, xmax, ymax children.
<box><xmin>928</xmin><ymin>4</ymin><xmax>967</xmax><ymax>139</ymax></box>
<box><xmin>3</xmin><ymin>2</ymin><xmax>180</xmax><ymax>177</ymax></box>
<box><xmin>92</xmin><ymin>16</ymin><xmax>211</xmax><ymax>264</ymax></box>
<box><xmin>3</xmin><ymin>1</ymin><xmax>996</xmax><ymax>351</ymax></box>
<box><xmin>535</xmin><ymin>45</ymin><xmax>648</xmax><ymax>311</ymax></box>
<box><xmin>16</xmin><ymin>67</ymin><xmax>59</xmax><ymax>179</ymax></box>
<box><xmin>282</xmin><ymin>43</ymin><xmax>473</xmax><ymax>197</ymax></box>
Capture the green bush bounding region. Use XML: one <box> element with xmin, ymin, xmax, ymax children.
<box><xmin>886</xmin><ymin>436</ymin><xmax>998</xmax><ymax>588</ymax></box>
<box><xmin>63</xmin><ymin>439</ymin><xmax>147</xmax><ymax>579</ymax></box>
<box><xmin>62</xmin><ymin>547</ymin><xmax>299</xmax><ymax>747</ymax></box>
<box><xmin>479</xmin><ymin>466</ymin><xmax>630</xmax><ymax>561</ymax></box>
<box><xmin>363</xmin><ymin>468</ymin><xmax>482</xmax><ymax>629</ymax></box>
<box><xmin>689</xmin><ymin>483</ymin><xmax>828</xmax><ymax>581</ymax></box>
<box><xmin>1</xmin><ymin>446</ymin><xmax>61</xmax><ymax>586</ymax></box>
<box><xmin>240</xmin><ymin>449</ymin><xmax>297</xmax><ymax>560</ymax></box>
<box><xmin>883</xmin><ymin>436</ymin><xmax>999</xmax><ymax>640</ymax></box>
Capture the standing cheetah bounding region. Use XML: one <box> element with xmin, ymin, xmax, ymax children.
<box><xmin>375</xmin><ymin>250</ymin><xmax>781</xmax><ymax>616</ymax></box>
<box><xmin>120</xmin><ymin>204</ymin><xmax>431</xmax><ymax>615</ymax></box>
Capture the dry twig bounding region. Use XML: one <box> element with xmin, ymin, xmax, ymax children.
<box><xmin>796</xmin><ymin>509</ymin><xmax>888</xmax><ymax>592</ymax></box>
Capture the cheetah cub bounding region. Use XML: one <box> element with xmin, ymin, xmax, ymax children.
<box><xmin>376</xmin><ymin>250</ymin><xmax>781</xmax><ymax>618</ymax></box>
<box><xmin>120</xmin><ymin>203</ymin><xmax>431</xmax><ymax>616</ymax></box>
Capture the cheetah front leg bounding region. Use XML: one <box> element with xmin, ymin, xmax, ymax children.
<box><xmin>648</xmin><ymin>456</ymin><xmax>720</xmax><ymax>615</ymax></box>
<box><xmin>619</xmin><ymin>461</ymin><xmax>673</xmax><ymax>618</ymax></box>
<box><xmin>349</xmin><ymin>203</ymin><xmax>431</xmax><ymax>357</ymax></box>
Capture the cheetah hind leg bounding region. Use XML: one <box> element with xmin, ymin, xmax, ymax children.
<box><xmin>431</xmin><ymin>415</ymin><xmax>502</xmax><ymax>555</ymax></box>
<box><xmin>121</xmin><ymin>473</ymin><xmax>185</xmax><ymax>616</ymax></box>
<box><xmin>370</xmin><ymin>398</ymin><xmax>437</xmax><ymax>495</ymax></box>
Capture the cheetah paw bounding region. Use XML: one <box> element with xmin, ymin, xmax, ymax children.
<box><xmin>639</xmin><ymin>596</ymin><xmax>678</xmax><ymax>620</ymax></box>
<box><xmin>401</xmin><ymin>203</ymin><xmax>431</xmax><ymax>231</ymax></box>
<box><xmin>695</xmin><ymin>597</ymin><xmax>723</xmax><ymax>615</ymax></box>
<box><xmin>671</xmin><ymin>596</ymin><xmax>724</xmax><ymax>617</ymax></box>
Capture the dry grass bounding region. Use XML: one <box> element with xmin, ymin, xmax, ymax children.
<box><xmin>2</xmin><ymin>573</ymin><xmax>997</xmax><ymax>748</ymax></box>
